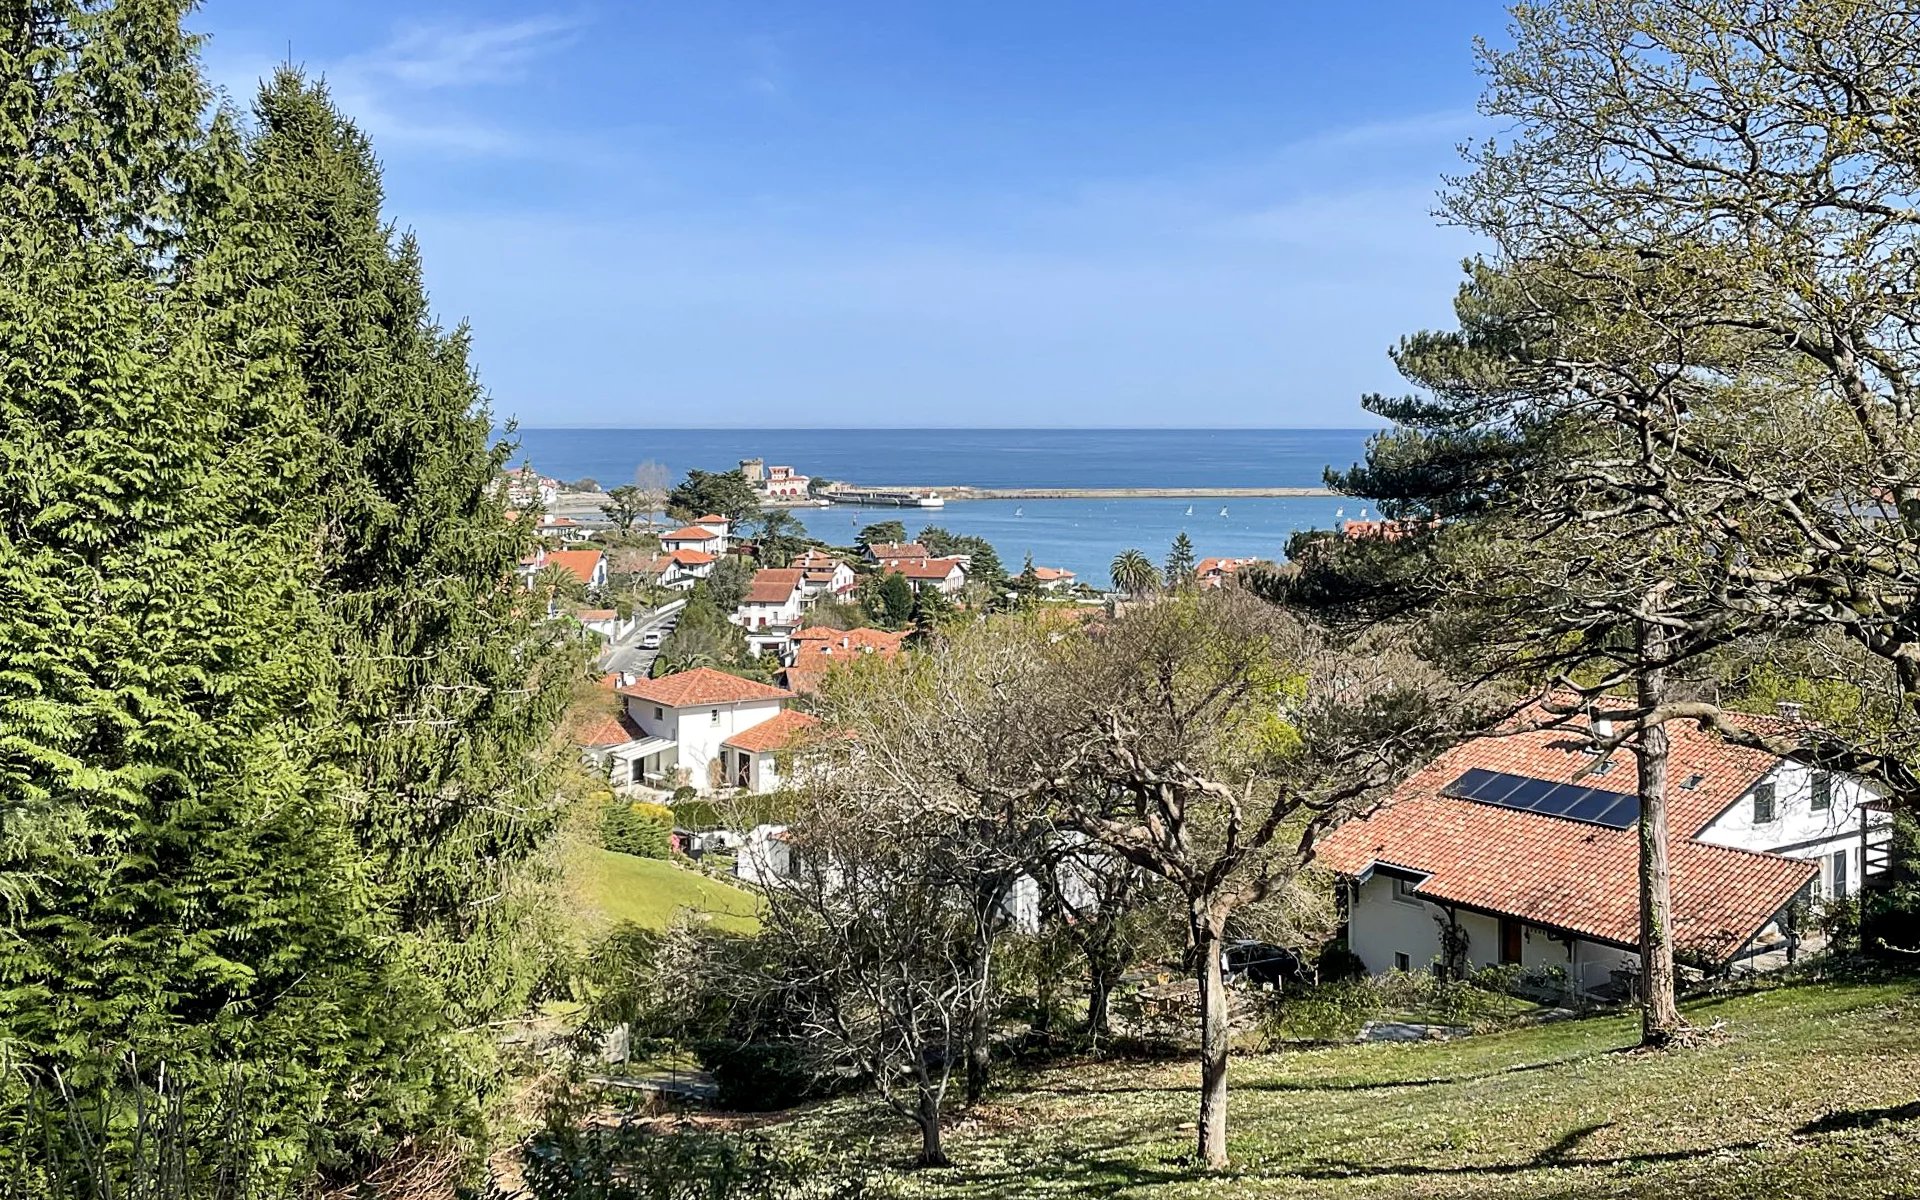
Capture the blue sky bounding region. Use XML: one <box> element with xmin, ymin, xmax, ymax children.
<box><xmin>195</xmin><ymin>2</ymin><xmax>1508</xmax><ymax>428</ymax></box>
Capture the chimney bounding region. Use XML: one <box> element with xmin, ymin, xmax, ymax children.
<box><xmin>1776</xmin><ymin>700</ymin><xmax>1805</xmax><ymax>720</ymax></box>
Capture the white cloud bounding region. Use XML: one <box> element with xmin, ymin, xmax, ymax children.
<box><xmin>340</xmin><ymin>15</ymin><xmax>583</xmax><ymax>90</ymax></box>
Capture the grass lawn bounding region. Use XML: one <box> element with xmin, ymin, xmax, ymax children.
<box><xmin>568</xmin><ymin>846</ymin><xmax>760</xmax><ymax>934</ymax></box>
<box><xmin>773</xmin><ymin>975</ymin><xmax>1920</xmax><ymax>1198</ymax></box>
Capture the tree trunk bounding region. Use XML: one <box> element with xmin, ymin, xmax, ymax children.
<box><xmin>915</xmin><ymin>1086</ymin><xmax>949</xmax><ymax>1168</ymax></box>
<box><xmin>1087</xmin><ymin>960</ymin><xmax>1120</xmax><ymax>1044</ymax></box>
<box><xmin>1635</xmin><ymin>608</ymin><xmax>1684</xmax><ymax>1046</ymax></box>
<box><xmin>1192</xmin><ymin>909</ymin><xmax>1230</xmax><ymax>1168</ymax></box>
<box><xmin>966</xmin><ymin>993</ymin><xmax>992</xmax><ymax>1105</ymax></box>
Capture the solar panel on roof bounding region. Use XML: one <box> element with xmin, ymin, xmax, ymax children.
<box><xmin>1441</xmin><ymin>769</ymin><xmax>1640</xmax><ymax>830</ymax></box>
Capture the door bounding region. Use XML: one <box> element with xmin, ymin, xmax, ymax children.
<box><xmin>1500</xmin><ymin>918</ymin><xmax>1524</xmax><ymax>965</ymax></box>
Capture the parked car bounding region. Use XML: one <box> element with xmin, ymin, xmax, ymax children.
<box><xmin>640</xmin><ymin>631</ymin><xmax>663</xmax><ymax>649</ymax></box>
<box><xmin>1222</xmin><ymin>940</ymin><xmax>1309</xmax><ymax>988</ymax></box>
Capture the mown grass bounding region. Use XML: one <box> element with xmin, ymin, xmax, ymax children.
<box><xmin>568</xmin><ymin>846</ymin><xmax>760</xmax><ymax>934</ymax></box>
<box><xmin>780</xmin><ymin>976</ymin><xmax>1920</xmax><ymax>1198</ymax></box>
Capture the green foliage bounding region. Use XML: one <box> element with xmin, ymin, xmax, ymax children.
<box><xmin>1165</xmin><ymin>532</ymin><xmax>1196</xmax><ymax>588</ymax></box>
<box><xmin>857</xmin><ymin>520</ymin><xmax>907</xmax><ymax>547</ymax></box>
<box><xmin>667</xmin><ymin>468</ymin><xmax>761</xmax><ymax>523</ymax></box>
<box><xmin>754</xmin><ymin>509</ymin><xmax>808</xmax><ymax>567</ymax></box>
<box><xmin>601</xmin><ymin>802</ymin><xmax>673</xmax><ymax>859</ymax></box>
<box><xmin>524</xmin><ymin>1108</ymin><xmax>876</xmax><ymax>1200</ymax></box>
<box><xmin>601</xmin><ymin>483</ymin><xmax>646</xmax><ymax>533</ymax></box>
<box><xmin>705</xmin><ymin>555</ymin><xmax>758</xmax><ymax>614</ymax></box>
<box><xmin>879</xmin><ymin>572</ymin><xmax>915</xmax><ymax>627</ymax></box>
<box><xmin>655</xmin><ymin>585</ymin><xmax>752</xmax><ymax>675</ymax></box>
<box><xmin>917</xmin><ymin>526</ymin><xmax>1005</xmax><ymax>583</ymax></box>
<box><xmin>1109</xmin><ymin>548</ymin><xmax>1159</xmax><ymax>596</ymax></box>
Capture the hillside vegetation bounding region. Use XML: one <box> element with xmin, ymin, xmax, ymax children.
<box><xmin>775</xmin><ymin>977</ymin><xmax>1920</xmax><ymax>1198</ymax></box>
<box><xmin>569</xmin><ymin>847</ymin><xmax>761</xmax><ymax>935</ymax></box>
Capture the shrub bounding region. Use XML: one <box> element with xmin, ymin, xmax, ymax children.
<box><xmin>524</xmin><ymin>1105</ymin><xmax>877</xmax><ymax>1199</ymax></box>
<box><xmin>602</xmin><ymin>801</ymin><xmax>673</xmax><ymax>858</ymax></box>
<box><xmin>694</xmin><ymin>1040</ymin><xmax>841</xmax><ymax>1112</ymax></box>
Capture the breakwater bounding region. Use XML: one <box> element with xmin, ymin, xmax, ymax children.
<box><xmin>942</xmin><ymin>485</ymin><xmax>1334</xmax><ymax>500</ymax></box>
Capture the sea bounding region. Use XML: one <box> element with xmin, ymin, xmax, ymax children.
<box><xmin>510</xmin><ymin>428</ymin><xmax>1381</xmax><ymax>583</ymax></box>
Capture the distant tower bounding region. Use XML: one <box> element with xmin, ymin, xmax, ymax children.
<box><xmin>739</xmin><ymin>457</ymin><xmax>765</xmax><ymax>484</ymax></box>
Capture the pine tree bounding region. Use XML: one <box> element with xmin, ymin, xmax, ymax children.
<box><xmin>245</xmin><ymin>70</ymin><xmax>581</xmax><ymax>1031</ymax></box>
<box><xmin>1165</xmin><ymin>532</ymin><xmax>1196</xmax><ymax>589</ymax></box>
<box><xmin>880</xmin><ymin>572</ymin><xmax>916</xmax><ymax>627</ymax></box>
<box><xmin>0</xmin><ymin>5</ymin><xmax>433</xmax><ymax>1186</ymax></box>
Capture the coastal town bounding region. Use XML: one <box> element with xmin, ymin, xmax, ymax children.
<box><xmin>21</xmin><ymin>3</ymin><xmax>1920</xmax><ymax>1199</ymax></box>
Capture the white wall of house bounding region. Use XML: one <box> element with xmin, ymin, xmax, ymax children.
<box><xmin>1695</xmin><ymin>762</ymin><xmax>1889</xmax><ymax>899</ymax></box>
<box><xmin>734</xmin><ymin>590</ymin><xmax>805</xmax><ymax>630</ymax></box>
<box><xmin>735</xmin><ymin>824</ymin><xmax>791</xmax><ymax>884</ymax></box>
<box><xmin>622</xmin><ymin>695</ymin><xmax>784</xmax><ymax>793</ymax></box>
<box><xmin>694</xmin><ymin>518</ymin><xmax>731</xmax><ymax>548</ymax></box>
<box><xmin>1346</xmin><ymin>873</ymin><xmax>1638</xmax><ymax>994</ymax></box>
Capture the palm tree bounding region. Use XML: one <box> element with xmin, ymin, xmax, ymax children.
<box><xmin>1110</xmin><ymin>549</ymin><xmax>1159</xmax><ymax>597</ymax></box>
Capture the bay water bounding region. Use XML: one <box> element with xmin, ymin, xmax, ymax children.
<box><xmin>511</xmin><ymin>428</ymin><xmax>1380</xmax><ymax>583</ymax></box>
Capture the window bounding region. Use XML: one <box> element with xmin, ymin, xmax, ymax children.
<box><xmin>1753</xmin><ymin>780</ymin><xmax>1777</xmax><ymax>823</ymax></box>
<box><xmin>1393</xmin><ymin>952</ymin><xmax>1412</xmax><ymax>972</ymax></box>
<box><xmin>1391</xmin><ymin>877</ymin><xmax>1422</xmax><ymax>905</ymax></box>
<box><xmin>654</xmin><ymin>706</ymin><xmax>664</xmax><ymax>721</ymax></box>
<box><xmin>1832</xmin><ymin>848</ymin><xmax>1850</xmax><ymax>898</ymax></box>
<box><xmin>711</xmin><ymin>708</ymin><xmax>721</xmax><ymax>725</ymax></box>
<box><xmin>1811</xmin><ymin>770</ymin><xmax>1833</xmax><ymax>811</ymax></box>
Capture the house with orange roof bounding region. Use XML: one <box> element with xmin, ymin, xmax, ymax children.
<box><xmin>781</xmin><ymin>626</ymin><xmax>909</xmax><ymax>693</ymax></box>
<box><xmin>661</xmin><ymin>524</ymin><xmax>726</xmax><ymax>555</ymax></box>
<box><xmin>1194</xmin><ymin>556</ymin><xmax>1257</xmax><ymax>590</ymax></box>
<box><xmin>609</xmin><ymin>667</ymin><xmax>801</xmax><ymax>793</ymax></box>
<box><xmin>719</xmin><ymin>709</ymin><xmax>821</xmax><ymax>791</ymax></box>
<box><xmin>863</xmin><ymin>541</ymin><xmax>932</xmax><ymax>565</ymax></box>
<box><xmin>1316</xmin><ymin>710</ymin><xmax>1891</xmax><ymax>995</ymax></box>
<box><xmin>1030</xmin><ymin>565</ymin><xmax>1077</xmax><ymax>592</ymax></box>
<box><xmin>536</xmin><ymin>513</ymin><xmax>593</xmax><ymax>543</ymax></box>
<box><xmin>540</xmin><ymin>548</ymin><xmax>607</xmax><ymax>590</ymax></box>
<box><xmin>734</xmin><ymin>568</ymin><xmax>807</xmax><ymax>627</ymax></box>
<box><xmin>883</xmin><ymin>556</ymin><xmax>967</xmax><ymax>597</ymax></box>
<box><xmin>791</xmin><ymin>550</ymin><xmax>857</xmax><ymax>599</ymax></box>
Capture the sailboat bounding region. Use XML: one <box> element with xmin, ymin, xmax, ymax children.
<box><xmin>1184</xmin><ymin>505</ymin><xmax>1193</xmax><ymax>516</ymax></box>
<box><xmin>1219</xmin><ymin>507</ymin><xmax>1229</xmax><ymax>517</ymax></box>
<box><xmin>1014</xmin><ymin>507</ymin><xmax>1023</xmax><ymax>517</ymax></box>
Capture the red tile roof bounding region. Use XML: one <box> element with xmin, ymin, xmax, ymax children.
<box><xmin>884</xmin><ymin>557</ymin><xmax>966</xmax><ymax>581</ymax></box>
<box><xmin>668</xmin><ymin>548</ymin><xmax>717</xmax><ymax>566</ymax></box>
<box><xmin>543</xmin><ymin>549</ymin><xmax>604</xmax><ymax>585</ymax></box>
<box><xmin>570</xmin><ymin>708</ymin><xmax>647</xmax><ymax>747</ymax></box>
<box><xmin>619</xmin><ymin>667</ymin><xmax>792</xmax><ymax>707</ymax></box>
<box><xmin>576</xmin><ymin>608</ymin><xmax>616</xmax><ymax>619</ymax></box>
<box><xmin>695</xmin><ymin>514</ymin><xmax>729</xmax><ymax>524</ymax></box>
<box><xmin>721</xmin><ymin>709</ymin><xmax>822</xmax><ymax>754</ymax></box>
<box><xmin>1031</xmin><ymin>565</ymin><xmax>1075</xmax><ymax>581</ymax></box>
<box><xmin>662</xmin><ymin>525</ymin><xmax>721</xmax><ymax>542</ymax></box>
<box><xmin>783</xmin><ymin>627</ymin><xmax>909</xmax><ymax>693</ymax></box>
<box><xmin>744</xmin><ymin>568</ymin><xmax>806</xmax><ymax>604</ymax></box>
<box><xmin>868</xmin><ymin>542</ymin><xmax>931</xmax><ymax>560</ymax></box>
<box><xmin>1315</xmin><ymin>714</ymin><xmax>1817</xmax><ymax>961</ymax></box>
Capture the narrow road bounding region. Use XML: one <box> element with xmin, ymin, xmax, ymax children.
<box><xmin>601</xmin><ymin>598</ymin><xmax>686</xmax><ymax>677</ymax></box>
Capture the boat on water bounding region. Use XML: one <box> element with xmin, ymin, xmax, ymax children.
<box><xmin>1015</xmin><ymin>507</ymin><xmax>1023</xmax><ymax>517</ymax></box>
<box><xmin>1219</xmin><ymin>507</ymin><xmax>1229</xmax><ymax>517</ymax></box>
<box><xmin>1184</xmin><ymin>505</ymin><xmax>1193</xmax><ymax>516</ymax></box>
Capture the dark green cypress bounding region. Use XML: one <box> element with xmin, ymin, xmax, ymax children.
<box><xmin>244</xmin><ymin>70</ymin><xmax>580</xmax><ymax>1029</ymax></box>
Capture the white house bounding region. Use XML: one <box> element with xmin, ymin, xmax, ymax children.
<box><xmin>693</xmin><ymin>514</ymin><xmax>732</xmax><ymax>549</ymax></box>
<box><xmin>884</xmin><ymin>557</ymin><xmax>967</xmax><ymax>597</ymax></box>
<box><xmin>665</xmin><ymin>548</ymin><xmax>717</xmax><ymax>586</ymax></box>
<box><xmin>733</xmin><ymin>568</ymin><xmax>808</xmax><ymax>631</ymax></box>
<box><xmin>1031</xmin><ymin>565</ymin><xmax>1077</xmax><ymax>592</ymax></box>
<box><xmin>718</xmin><ymin>709</ymin><xmax>821</xmax><ymax>792</ymax></box>
<box><xmin>612</xmin><ymin>668</ymin><xmax>797</xmax><ymax>794</ymax></box>
<box><xmin>1316</xmin><ymin>709</ymin><xmax>1890</xmax><ymax>996</ymax></box>
<box><xmin>791</xmin><ymin>550</ymin><xmax>857</xmax><ymax>600</ymax></box>
<box><xmin>537</xmin><ymin>513</ymin><xmax>593</xmax><ymax>543</ymax></box>
<box><xmin>661</xmin><ymin>524</ymin><xmax>726</xmax><ymax>556</ymax></box>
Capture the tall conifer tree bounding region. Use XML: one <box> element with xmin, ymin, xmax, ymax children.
<box><xmin>244</xmin><ymin>70</ymin><xmax>579</xmax><ymax>1027</ymax></box>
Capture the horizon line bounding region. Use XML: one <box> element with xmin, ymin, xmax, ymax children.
<box><xmin>499</xmin><ymin>423</ymin><xmax>1390</xmax><ymax>432</ymax></box>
